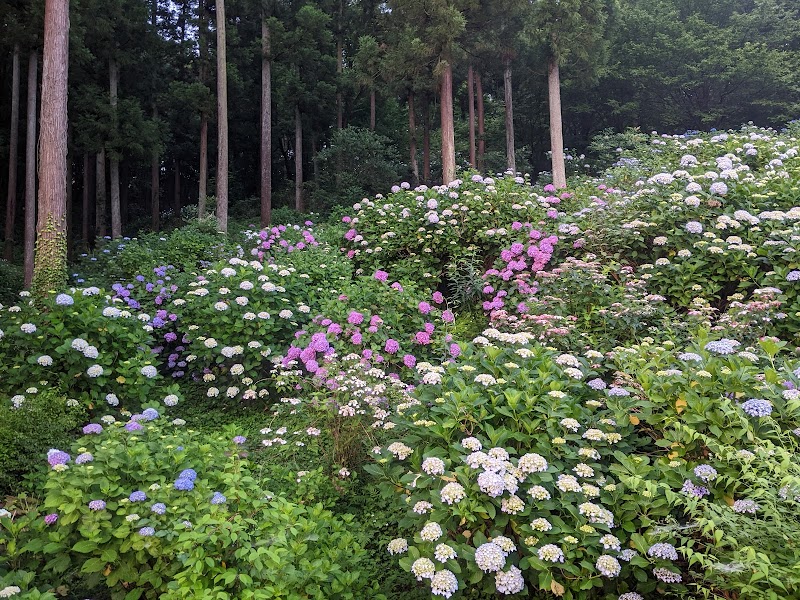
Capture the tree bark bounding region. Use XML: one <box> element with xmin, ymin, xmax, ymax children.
<box><xmin>440</xmin><ymin>61</ymin><xmax>455</xmax><ymax>184</ymax></box>
<box><xmin>32</xmin><ymin>0</ymin><xmax>70</xmax><ymax>295</ymax></box>
<box><xmin>82</xmin><ymin>152</ymin><xmax>89</xmax><ymax>246</ymax></box>
<box><xmin>173</xmin><ymin>160</ymin><xmax>181</xmax><ymax>216</ymax></box>
<box><xmin>422</xmin><ymin>95</ymin><xmax>431</xmax><ymax>183</ymax></box>
<box><xmin>548</xmin><ymin>55</ymin><xmax>566</xmax><ymax>188</ymax></box>
<box><xmin>198</xmin><ymin>0</ymin><xmax>207</xmax><ymax>218</ymax></box>
<box><xmin>3</xmin><ymin>44</ymin><xmax>20</xmax><ymax>262</ymax></box>
<box><xmin>109</xmin><ymin>57</ymin><xmax>121</xmax><ymax>238</ymax></box>
<box><xmin>260</xmin><ymin>15</ymin><xmax>272</xmax><ymax>227</ymax></box>
<box><xmin>369</xmin><ymin>88</ymin><xmax>376</xmax><ymax>131</ymax></box>
<box><xmin>408</xmin><ymin>91</ymin><xmax>418</xmax><ymax>184</ymax></box>
<box><xmin>467</xmin><ymin>64</ymin><xmax>475</xmax><ymax>169</ymax></box>
<box><xmin>476</xmin><ymin>71</ymin><xmax>485</xmax><ymax>172</ymax></box>
<box><xmin>151</xmin><ymin>107</ymin><xmax>160</xmax><ymax>231</ymax></box>
<box><xmin>95</xmin><ymin>150</ymin><xmax>106</xmax><ymax>237</ymax></box>
<box><xmin>23</xmin><ymin>50</ymin><xmax>37</xmax><ymax>286</ymax></box>
<box><xmin>215</xmin><ymin>0</ymin><xmax>229</xmax><ymax>232</ymax></box>
<box><xmin>294</xmin><ymin>103</ymin><xmax>303</xmax><ymax>212</ymax></box>
<box><xmin>503</xmin><ymin>54</ymin><xmax>515</xmax><ymax>173</ymax></box>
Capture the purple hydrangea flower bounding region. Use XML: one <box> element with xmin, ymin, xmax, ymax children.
<box><xmin>82</xmin><ymin>423</ymin><xmax>103</xmax><ymax>435</ymax></box>
<box><xmin>138</xmin><ymin>526</ymin><xmax>155</xmax><ymax>536</ymax></box>
<box><xmin>693</xmin><ymin>464</ymin><xmax>717</xmax><ymax>482</ymax></box>
<box><xmin>587</xmin><ymin>378</ymin><xmax>607</xmax><ymax>390</ymax></box>
<box><xmin>681</xmin><ymin>479</ymin><xmax>709</xmax><ymax>499</ymax></box>
<box><xmin>384</xmin><ymin>339</ymin><xmax>400</xmax><ymax>354</ymax></box>
<box><xmin>647</xmin><ymin>543</ymin><xmax>679</xmax><ymax>561</ymax></box>
<box><xmin>786</xmin><ymin>270</ymin><xmax>800</xmax><ymax>282</ymax></box>
<box><xmin>75</xmin><ymin>452</ymin><xmax>93</xmax><ymax>464</ymax></box>
<box><xmin>233</xmin><ymin>436</ymin><xmax>246</xmax><ymax>445</ymax></box>
<box><xmin>47</xmin><ymin>449</ymin><xmax>70</xmax><ymax>467</ymax></box>
<box><xmin>125</xmin><ymin>421</ymin><xmax>143</xmax><ymax>432</ymax></box>
<box><xmin>88</xmin><ymin>500</ymin><xmax>106</xmax><ymax>511</ymax></box>
<box><xmin>732</xmin><ymin>499</ymin><xmax>759</xmax><ymax>514</ymax></box>
<box><xmin>44</xmin><ymin>513</ymin><xmax>59</xmax><ymax>525</ymax></box>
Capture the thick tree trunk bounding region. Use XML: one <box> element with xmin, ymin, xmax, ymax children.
<box><xmin>198</xmin><ymin>0</ymin><xmax>207</xmax><ymax>218</ymax></box>
<box><xmin>173</xmin><ymin>160</ymin><xmax>181</xmax><ymax>216</ymax></box>
<box><xmin>408</xmin><ymin>91</ymin><xmax>418</xmax><ymax>184</ymax></box>
<box><xmin>3</xmin><ymin>44</ymin><xmax>20</xmax><ymax>262</ymax></box>
<box><xmin>215</xmin><ymin>0</ymin><xmax>229</xmax><ymax>232</ymax></box>
<box><xmin>32</xmin><ymin>0</ymin><xmax>70</xmax><ymax>295</ymax></box>
<box><xmin>476</xmin><ymin>71</ymin><xmax>485</xmax><ymax>172</ymax></box>
<box><xmin>548</xmin><ymin>56</ymin><xmax>566</xmax><ymax>188</ymax></box>
<box><xmin>369</xmin><ymin>88</ymin><xmax>376</xmax><ymax>131</ymax></box>
<box><xmin>23</xmin><ymin>50</ymin><xmax>37</xmax><ymax>286</ymax></box>
<box><xmin>440</xmin><ymin>61</ymin><xmax>455</xmax><ymax>184</ymax></box>
<box><xmin>503</xmin><ymin>55</ymin><xmax>515</xmax><ymax>173</ymax></box>
<box><xmin>467</xmin><ymin>64</ymin><xmax>475</xmax><ymax>169</ymax></box>
<box><xmin>422</xmin><ymin>96</ymin><xmax>431</xmax><ymax>183</ymax></box>
<box><xmin>260</xmin><ymin>16</ymin><xmax>272</xmax><ymax>227</ymax></box>
<box><xmin>82</xmin><ymin>152</ymin><xmax>89</xmax><ymax>246</ymax></box>
<box><xmin>95</xmin><ymin>150</ymin><xmax>106</xmax><ymax>237</ymax></box>
<box><xmin>294</xmin><ymin>103</ymin><xmax>303</xmax><ymax>212</ymax></box>
<box><xmin>109</xmin><ymin>59</ymin><xmax>121</xmax><ymax>238</ymax></box>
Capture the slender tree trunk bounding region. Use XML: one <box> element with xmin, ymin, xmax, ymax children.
<box><xmin>32</xmin><ymin>0</ymin><xmax>70</xmax><ymax>295</ymax></box>
<box><xmin>408</xmin><ymin>91</ymin><xmax>418</xmax><ymax>184</ymax></box>
<box><xmin>260</xmin><ymin>15</ymin><xmax>272</xmax><ymax>227</ymax></box>
<box><xmin>476</xmin><ymin>71</ymin><xmax>485</xmax><ymax>172</ymax></box>
<box><xmin>81</xmin><ymin>152</ymin><xmax>89</xmax><ymax>246</ymax></box>
<box><xmin>467</xmin><ymin>64</ymin><xmax>475</xmax><ymax>169</ymax></box>
<box><xmin>422</xmin><ymin>96</ymin><xmax>431</xmax><ymax>183</ymax></box>
<box><xmin>294</xmin><ymin>103</ymin><xmax>303</xmax><ymax>212</ymax></box>
<box><xmin>503</xmin><ymin>54</ymin><xmax>515</xmax><ymax>173</ymax></box>
<box><xmin>173</xmin><ymin>160</ymin><xmax>181</xmax><ymax>216</ymax></box>
<box><xmin>548</xmin><ymin>55</ymin><xmax>566</xmax><ymax>188</ymax></box>
<box><xmin>369</xmin><ymin>88</ymin><xmax>376</xmax><ymax>131</ymax></box>
<box><xmin>336</xmin><ymin>0</ymin><xmax>343</xmax><ymax>130</ymax></box>
<box><xmin>23</xmin><ymin>50</ymin><xmax>37</xmax><ymax>286</ymax></box>
<box><xmin>109</xmin><ymin>58</ymin><xmax>121</xmax><ymax>238</ymax></box>
<box><xmin>198</xmin><ymin>0</ymin><xmax>207</xmax><ymax>217</ymax></box>
<box><xmin>151</xmin><ymin>107</ymin><xmax>160</xmax><ymax>231</ymax></box>
<box><xmin>3</xmin><ymin>44</ymin><xmax>20</xmax><ymax>262</ymax></box>
<box><xmin>215</xmin><ymin>0</ymin><xmax>229</xmax><ymax>232</ymax></box>
<box><xmin>440</xmin><ymin>61</ymin><xmax>455</xmax><ymax>184</ymax></box>
<box><xmin>95</xmin><ymin>150</ymin><xmax>106</xmax><ymax>237</ymax></box>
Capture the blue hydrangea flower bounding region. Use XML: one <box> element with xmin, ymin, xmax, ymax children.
<box><xmin>174</xmin><ymin>478</ymin><xmax>195</xmax><ymax>491</ymax></box>
<box><xmin>693</xmin><ymin>464</ymin><xmax>717</xmax><ymax>482</ymax></box>
<box><xmin>138</xmin><ymin>527</ymin><xmax>155</xmax><ymax>536</ymax></box>
<box><xmin>232</xmin><ymin>436</ymin><xmax>246</xmax><ymax>445</ymax></box>
<box><xmin>741</xmin><ymin>398</ymin><xmax>773</xmax><ymax>417</ymax></box>
<box><xmin>141</xmin><ymin>408</ymin><xmax>159</xmax><ymax>421</ymax></box>
<box><xmin>704</xmin><ymin>339</ymin><xmax>740</xmax><ymax>355</ymax></box>
<box><xmin>150</xmin><ymin>503</ymin><xmax>166</xmax><ymax>515</ymax></box>
<box><xmin>179</xmin><ymin>468</ymin><xmax>197</xmax><ymax>481</ymax></box>
<box><xmin>140</xmin><ymin>365</ymin><xmax>158</xmax><ymax>378</ymax></box>
<box><xmin>55</xmin><ymin>293</ymin><xmax>74</xmax><ymax>306</ymax></box>
<box><xmin>129</xmin><ymin>491</ymin><xmax>147</xmax><ymax>502</ymax></box>
<box><xmin>210</xmin><ymin>492</ymin><xmax>227</xmax><ymax>505</ymax></box>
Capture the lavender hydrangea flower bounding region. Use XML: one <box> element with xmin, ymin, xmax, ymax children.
<box><xmin>44</xmin><ymin>513</ymin><xmax>58</xmax><ymax>525</ymax></box>
<box><xmin>88</xmin><ymin>500</ymin><xmax>106</xmax><ymax>511</ymax></box>
<box><xmin>210</xmin><ymin>492</ymin><xmax>227</xmax><ymax>505</ymax></box>
<box><xmin>786</xmin><ymin>270</ymin><xmax>800</xmax><ymax>282</ymax></box>
<box><xmin>704</xmin><ymin>339</ymin><xmax>740</xmax><ymax>355</ymax></box>
<box><xmin>150</xmin><ymin>503</ymin><xmax>167</xmax><ymax>515</ymax></box>
<box><xmin>232</xmin><ymin>436</ymin><xmax>246</xmax><ymax>445</ymax></box>
<box><xmin>141</xmin><ymin>408</ymin><xmax>159</xmax><ymax>421</ymax></box>
<box><xmin>82</xmin><ymin>423</ymin><xmax>103</xmax><ymax>434</ymax></box>
<box><xmin>47</xmin><ymin>449</ymin><xmax>70</xmax><ymax>467</ymax></box>
<box><xmin>693</xmin><ymin>464</ymin><xmax>717</xmax><ymax>482</ymax></box>
<box><xmin>125</xmin><ymin>421</ymin><xmax>143</xmax><ymax>432</ymax></box>
<box><xmin>75</xmin><ymin>452</ymin><xmax>93</xmax><ymax>464</ymax></box>
<box><xmin>138</xmin><ymin>527</ymin><xmax>155</xmax><ymax>536</ymax></box>
<box><xmin>55</xmin><ymin>293</ymin><xmax>74</xmax><ymax>306</ymax></box>
<box><xmin>732</xmin><ymin>499</ymin><xmax>759</xmax><ymax>514</ymax></box>
<box><xmin>681</xmin><ymin>479</ymin><xmax>709</xmax><ymax>498</ymax></box>
<box><xmin>648</xmin><ymin>543</ymin><xmax>679</xmax><ymax>561</ymax></box>
<box><xmin>129</xmin><ymin>491</ymin><xmax>147</xmax><ymax>502</ymax></box>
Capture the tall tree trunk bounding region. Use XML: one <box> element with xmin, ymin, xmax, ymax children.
<box><xmin>32</xmin><ymin>0</ymin><xmax>70</xmax><ymax>296</ymax></box>
<box><xmin>109</xmin><ymin>58</ymin><xmax>121</xmax><ymax>238</ymax></box>
<box><xmin>198</xmin><ymin>0</ymin><xmax>207</xmax><ymax>217</ymax></box>
<box><xmin>150</xmin><ymin>106</ymin><xmax>160</xmax><ymax>231</ymax></box>
<box><xmin>260</xmin><ymin>15</ymin><xmax>272</xmax><ymax>227</ymax></box>
<box><xmin>215</xmin><ymin>0</ymin><xmax>229</xmax><ymax>232</ymax></box>
<box><xmin>503</xmin><ymin>54</ymin><xmax>515</xmax><ymax>173</ymax></box>
<box><xmin>3</xmin><ymin>44</ymin><xmax>20</xmax><ymax>262</ymax></box>
<box><xmin>95</xmin><ymin>150</ymin><xmax>106</xmax><ymax>237</ymax></box>
<box><xmin>467</xmin><ymin>64</ymin><xmax>475</xmax><ymax>169</ymax></box>
<box><xmin>422</xmin><ymin>95</ymin><xmax>431</xmax><ymax>183</ymax></box>
<box><xmin>120</xmin><ymin>159</ymin><xmax>128</xmax><ymax>224</ymax></box>
<box><xmin>336</xmin><ymin>0</ymin><xmax>343</xmax><ymax>130</ymax></box>
<box><xmin>294</xmin><ymin>103</ymin><xmax>303</xmax><ymax>212</ymax></box>
<box><xmin>476</xmin><ymin>71</ymin><xmax>485</xmax><ymax>172</ymax></box>
<box><xmin>408</xmin><ymin>91</ymin><xmax>418</xmax><ymax>184</ymax></box>
<box><xmin>440</xmin><ymin>61</ymin><xmax>455</xmax><ymax>184</ymax></box>
<box><xmin>548</xmin><ymin>55</ymin><xmax>566</xmax><ymax>188</ymax></box>
<box><xmin>173</xmin><ymin>160</ymin><xmax>181</xmax><ymax>216</ymax></box>
<box><xmin>369</xmin><ymin>88</ymin><xmax>376</xmax><ymax>131</ymax></box>
<box><xmin>81</xmin><ymin>152</ymin><xmax>89</xmax><ymax>246</ymax></box>
<box><xmin>23</xmin><ymin>50</ymin><xmax>37</xmax><ymax>286</ymax></box>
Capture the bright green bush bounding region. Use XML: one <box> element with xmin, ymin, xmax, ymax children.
<box><xmin>19</xmin><ymin>412</ymin><xmax>381</xmax><ymax>599</ymax></box>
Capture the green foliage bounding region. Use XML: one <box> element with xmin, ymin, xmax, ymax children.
<box><xmin>313</xmin><ymin>127</ymin><xmax>404</xmax><ymax>212</ymax></box>
<box><xmin>11</xmin><ymin>414</ymin><xmax>381</xmax><ymax>599</ymax></box>
<box><xmin>0</xmin><ymin>387</ymin><xmax>85</xmax><ymax>495</ymax></box>
<box><xmin>0</xmin><ymin>260</ymin><xmax>23</xmax><ymax>304</ymax></box>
